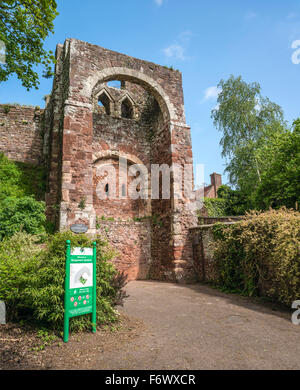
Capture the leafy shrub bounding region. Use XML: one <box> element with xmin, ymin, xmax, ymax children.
<box><xmin>0</xmin><ymin>231</ymin><xmax>129</xmax><ymax>331</ymax></box>
<box><xmin>0</xmin><ymin>196</ymin><xmax>46</xmax><ymax>240</ymax></box>
<box><xmin>213</xmin><ymin>208</ymin><xmax>300</xmax><ymax>305</ymax></box>
<box><xmin>0</xmin><ymin>153</ymin><xmax>46</xmax><ymax>202</ymax></box>
<box><xmin>0</xmin><ymin>153</ymin><xmax>24</xmax><ymax>201</ymax></box>
<box><xmin>0</xmin><ymin>233</ymin><xmax>42</xmax><ymax>321</ymax></box>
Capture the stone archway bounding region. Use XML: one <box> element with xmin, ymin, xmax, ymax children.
<box><xmin>56</xmin><ymin>39</ymin><xmax>196</xmax><ymax>283</ymax></box>
<box><xmin>82</xmin><ymin>67</ymin><xmax>178</xmax><ymax>124</ymax></box>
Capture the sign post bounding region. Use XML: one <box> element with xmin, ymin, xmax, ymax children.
<box><xmin>64</xmin><ymin>240</ymin><xmax>97</xmax><ymax>343</ymax></box>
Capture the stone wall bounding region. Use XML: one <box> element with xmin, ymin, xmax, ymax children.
<box><xmin>52</xmin><ymin>38</ymin><xmax>197</xmax><ymax>283</ymax></box>
<box><xmin>96</xmin><ymin>219</ymin><xmax>151</xmax><ymax>281</ymax></box>
<box><xmin>44</xmin><ymin>42</ymin><xmax>70</xmax><ymax>224</ymax></box>
<box><xmin>92</xmin><ymin>86</ymin><xmax>153</xmax><ymax>220</ymax></box>
<box><xmin>190</xmin><ymin>222</ymin><xmax>238</xmax><ymax>282</ymax></box>
<box><xmin>0</xmin><ymin>104</ymin><xmax>44</xmax><ymax>165</ymax></box>
<box><xmin>198</xmin><ymin>216</ymin><xmax>244</xmax><ymax>225</ymax></box>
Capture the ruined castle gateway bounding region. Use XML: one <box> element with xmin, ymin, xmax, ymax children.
<box><xmin>1</xmin><ymin>38</ymin><xmax>198</xmax><ymax>282</ymax></box>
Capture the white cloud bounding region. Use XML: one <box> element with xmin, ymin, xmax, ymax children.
<box><xmin>163</xmin><ymin>44</ymin><xmax>185</xmax><ymax>60</ymax></box>
<box><xmin>154</xmin><ymin>0</ymin><xmax>163</xmax><ymax>6</ymax></box>
<box><xmin>163</xmin><ymin>30</ymin><xmax>194</xmax><ymax>61</ymax></box>
<box><xmin>201</xmin><ymin>86</ymin><xmax>221</xmax><ymax>103</ymax></box>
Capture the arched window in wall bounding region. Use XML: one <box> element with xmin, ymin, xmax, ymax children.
<box><xmin>121</xmin><ymin>97</ymin><xmax>133</xmax><ymax>119</ymax></box>
<box><xmin>98</xmin><ymin>91</ymin><xmax>111</xmax><ymax>115</ymax></box>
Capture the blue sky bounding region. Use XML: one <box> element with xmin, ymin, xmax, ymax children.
<box><xmin>0</xmin><ymin>0</ymin><xmax>299</xmax><ymax>185</ymax></box>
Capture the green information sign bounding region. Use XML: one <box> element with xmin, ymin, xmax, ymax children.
<box><xmin>63</xmin><ymin>240</ymin><xmax>97</xmax><ymax>343</ymax></box>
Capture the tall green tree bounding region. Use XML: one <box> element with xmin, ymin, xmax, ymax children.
<box><xmin>0</xmin><ymin>0</ymin><xmax>58</xmax><ymax>90</ymax></box>
<box><xmin>217</xmin><ymin>185</ymin><xmax>248</xmax><ymax>215</ymax></box>
<box><xmin>211</xmin><ymin>75</ymin><xmax>288</xmax><ymax>209</ymax></box>
<box><xmin>256</xmin><ymin>119</ymin><xmax>300</xmax><ymax>209</ymax></box>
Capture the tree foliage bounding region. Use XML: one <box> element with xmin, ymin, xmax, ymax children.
<box><xmin>217</xmin><ymin>185</ymin><xmax>249</xmax><ymax>215</ymax></box>
<box><xmin>256</xmin><ymin>119</ymin><xmax>300</xmax><ymax>209</ymax></box>
<box><xmin>0</xmin><ymin>0</ymin><xmax>58</xmax><ymax>89</ymax></box>
<box><xmin>211</xmin><ymin>75</ymin><xmax>299</xmax><ymax>211</ymax></box>
<box><xmin>212</xmin><ymin>75</ymin><xmax>285</xmax><ymax>158</ymax></box>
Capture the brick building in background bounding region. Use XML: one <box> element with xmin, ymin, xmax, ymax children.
<box><xmin>204</xmin><ymin>172</ymin><xmax>222</xmax><ymax>198</ymax></box>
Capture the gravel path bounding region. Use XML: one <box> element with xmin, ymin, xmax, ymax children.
<box><xmin>113</xmin><ymin>281</ymin><xmax>300</xmax><ymax>370</ymax></box>
<box><xmin>2</xmin><ymin>280</ymin><xmax>299</xmax><ymax>370</ymax></box>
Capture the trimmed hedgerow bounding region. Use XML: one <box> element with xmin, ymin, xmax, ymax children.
<box><xmin>212</xmin><ymin>208</ymin><xmax>300</xmax><ymax>305</ymax></box>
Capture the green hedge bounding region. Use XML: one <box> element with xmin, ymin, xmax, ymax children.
<box><xmin>0</xmin><ymin>231</ymin><xmax>127</xmax><ymax>332</ymax></box>
<box><xmin>212</xmin><ymin>208</ymin><xmax>300</xmax><ymax>305</ymax></box>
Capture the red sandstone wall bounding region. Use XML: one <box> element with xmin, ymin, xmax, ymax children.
<box><xmin>92</xmin><ymin>158</ymin><xmax>149</xmax><ymax>220</ymax></box>
<box><xmin>53</xmin><ymin>38</ymin><xmax>197</xmax><ymax>282</ymax></box>
<box><xmin>169</xmin><ymin>123</ymin><xmax>198</xmax><ymax>282</ymax></box>
<box><xmin>0</xmin><ymin>104</ymin><xmax>44</xmax><ymax>165</ymax></box>
<box><xmin>149</xmin><ymin>120</ymin><xmax>173</xmax><ymax>280</ymax></box>
<box><xmin>96</xmin><ymin>220</ymin><xmax>151</xmax><ymax>281</ymax></box>
<box><xmin>92</xmin><ymin>83</ymin><xmax>155</xmax><ymax>220</ymax></box>
<box><xmin>92</xmin><ymin>111</ymin><xmax>151</xmax><ymax>170</ymax></box>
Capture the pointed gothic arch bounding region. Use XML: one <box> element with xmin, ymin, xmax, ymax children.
<box><xmin>121</xmin><ymin>96</ymin><xmax>133</xmax><ymax>119</ymax></box>
<box><xmin>97</xmin><ymin>88</ymin><xmax>113</xmax><ymax>115</ymax></box>
<box><xmin>86</xmin><ymin>67</ymin><xmax>178</xmax><ymax>123</ymax></box>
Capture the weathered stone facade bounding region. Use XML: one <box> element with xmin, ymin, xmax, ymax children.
<box><xmin>0</xmin><ymin>104</ymin><xmax>44</xmax><ymax>165</ymax></box>
<box><xmin>0</xmin><ymin>39</ymin><xmax>199</xmax><ymax>282</ymax></box>
<box><xmin>97</xmin><ymin>219</ymin><xmax>151</xmax><ymax>280</ymax></box>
